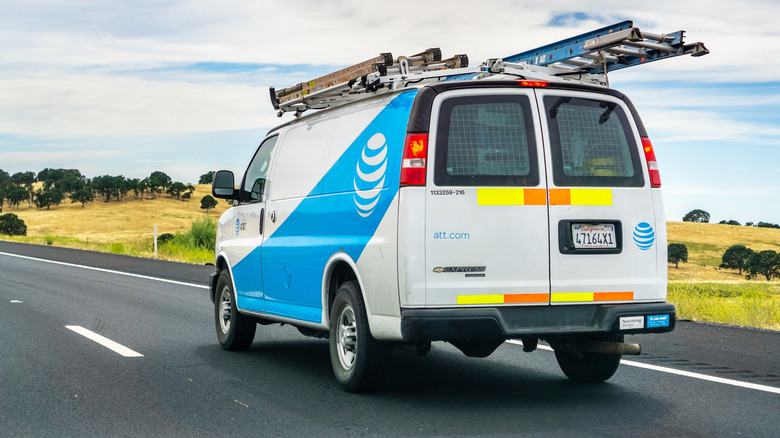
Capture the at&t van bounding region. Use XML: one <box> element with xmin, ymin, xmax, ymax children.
<box><xmin>210</xmin><ymin>21</ymin><xmax>708</xmax><ymax>392</ymax></box>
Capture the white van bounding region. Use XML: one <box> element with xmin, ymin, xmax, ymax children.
<box><xmin>210</xmin><ymin>23</ymin><xmax>705</xmax><ymax>392</ymax></box>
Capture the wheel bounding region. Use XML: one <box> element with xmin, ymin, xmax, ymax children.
<box><xmin>329</xmin><ymin>281</ymin><xmax>391</xmax><ymax>392</ymax></box>
<box><xmin>214</xmin><ymin>270</ymin><xmax>256</xmax><ymax>351</ymax></box>
<box><xmin>554</xmin><ymin>334</ymin><xmax>623</xmax><ymax>383</ymax></box>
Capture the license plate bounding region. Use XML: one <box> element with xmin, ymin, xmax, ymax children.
<box><xmin>572</xmin><ymin>223</ymin><xmax>617</xmax><ymax>249</ymax></box>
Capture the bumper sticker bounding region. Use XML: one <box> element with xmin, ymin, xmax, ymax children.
<box><xmin>620</xmin><ymin>316</ymin><xmax>645</xmax><ymax>330</ymax></box>
<box><xmin>648</xmin><ymin>314</ymin><xmax>670</xmax><ymax>328</ymax></box>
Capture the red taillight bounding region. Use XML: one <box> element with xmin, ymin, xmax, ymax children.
<box><xmin>400</xmin><ymin>133</ymin><xmax>428</xmax><ymax>186</ymax></box>
<box><xmin>517</xmin><ymin>80</ymin><xmax>549</xmax><ymax>87</ymax></box>
<box><xmin>642</xmin><ymin>137</ymin><xmax>661</xmax><ymax>188</ymax></box>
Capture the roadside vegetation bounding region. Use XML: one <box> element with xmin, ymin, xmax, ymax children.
<box><xmin>667</xmin><ymin>221</ymin><xmax>780</xmax><ymax>330</ymax></box>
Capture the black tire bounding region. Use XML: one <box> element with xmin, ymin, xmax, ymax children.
<box><xmin>554</xmin><ymin>334</ymin><xmax>623</xmax><ymax>383</ymax></box>
<box><xmin>329</xmin><ymin>281</ymin><xmax>391</xmax><ymax>393</ymax></box>
<box><xmin>214</xmin><ymin>270</ymin><xmax>256</xmax><ymax>351</ymax></box>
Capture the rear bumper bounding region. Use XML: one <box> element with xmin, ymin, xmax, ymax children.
<box><xmin>401</xmin><ymin>302</ymin><xmax>675</xmax><ymax>342</ymax></box>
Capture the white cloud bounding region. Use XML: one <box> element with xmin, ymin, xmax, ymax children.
<box><xmin>1</xmin><ymin>0</ymin><xmax>779</xmax><ymax>222</ymax></box>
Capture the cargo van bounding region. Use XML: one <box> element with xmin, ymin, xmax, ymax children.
<box><xmin>210</xmin><ymin>22</ymin><xmax>707</xmax><ymax>392</ymax></box>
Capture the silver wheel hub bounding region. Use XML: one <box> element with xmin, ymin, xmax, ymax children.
<box><xmin>336</xmin><ymin>305</ymin><xmax>358</xmax><ymax>370</ymax></box>
<box><xmin>218</xmin><ymin>286</ymin><xmax>232</xmax><ymax>334</ymax></box>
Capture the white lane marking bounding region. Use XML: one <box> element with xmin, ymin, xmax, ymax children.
<box><xmin>506</xmin><ymin>340</ymin><xmax>780</xmax><ymax>395</ymax></box>
<box><xmin>0</xmin><ymin>251</ymin><xmax>209</xmax><ymax>289</ymax></box>
<box><xmin>65</xmin><ymin>325</ymin><xmax>143</xmax><ymax>357</ymax></box>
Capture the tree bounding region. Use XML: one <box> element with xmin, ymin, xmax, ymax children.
<box><xmin>718</xmin><ymin>220</ymin><xmax>741</xmax><ymax>226</ymax></box>
<box><xmin>6</xmin><ymin>185</ymin><xmax>28</xmax><ymax>210</ymax></box>
<box><xmin>720</xmin><ymin>245</ymin><xmax>754</xmax><ymax>275</ymax></box>
<box><xmin>166</xmin><ymin>181</ymin><xmax>188</xmax><ymax>199</ymax></box>
<box><xmin>148</xmin><ymin>171</ymin><xmax>172</xmax><ymax>198</ymax></box>
<box><xmin>668</xmin><ymin>243</ymin><xmax>688</xmax><ymax>268</ymax></box>
<box><xmin>683</xmin><ymin>209</ymin><xmax>710</xmax><ymax>223</ymax></box>
<box><xmin>199</xmin><ymin>171</ymin><xmax>215</xmax><ymax>185</ymax></box>
<box><xmin>11</xmin><ymin>171</ymin><xmax>35</xmax><ymax>186</ymax></box>
<box><xmin>34</xmin><ymin>188</ymin><xmax>63</xmax><ymax>210</ymax></box>
<box><xmin>70</xmin><ymin>187</ymin><xmax>94</xmax><ymax>207</ymax></box>
<box><xmin>745</xmin><ymin>250</ymin><xmax>780</xmax><ymax>281</ymax></box>
<box><xmin>200</xmin><ymin>195</ymin><xmax>218</xmax><ymax>213</ymax></box>
<box><xmin>0</xmin><ymin>213</ymin><xmax>26</xmax><ymax>236</ymax></box>
<box><xmin>91</xmin><ymin>175</ymin><xmax>118</xmax><ymax>202</ymax></box>
<box><xmin>755</xmin><ymin>221</ymin><xmax>780</xmax><ymax>229</ymax></box>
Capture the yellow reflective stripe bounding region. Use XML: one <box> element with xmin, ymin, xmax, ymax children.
<box><xmin>477</xmin><ymin>188</ymin><xmax>546</xmax><ymax>206</ymax></box>
<box><xmin>457</xmin><ymin>294</ymin><xmax>504</xmax><ymax>305</ymax></box>
<box><xmin>569</xmin><ymin>189</ymin><xmax>613</xmax><ymax>206</ymax></box>
<box><xmin>551</xmin><ymin>292</ymin><xmax>594</xmax><ymax>302</ymax></box>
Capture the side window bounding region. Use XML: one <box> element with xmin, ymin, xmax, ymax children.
<box><xmin>241</xmin><ymin>136</ymin><xmax>278</xmax><ymax>203</ymax></box>
<box><xmin>434</xmin><ymin>95</ymin><xmax>539</xmax><ymax>187</ymax></box>
<box><xmin>544</xmin><ymin>96</ymin><xmax>644</xmax><ymax>187</ymax></box>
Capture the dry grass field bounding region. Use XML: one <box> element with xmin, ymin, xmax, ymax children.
<box><xmin>1</xmin><ymin>184</ymin><xmax>230</xmax><ymax>260</ymax></box>
<box><xmin>667</xmin><ymin>221</ymin><xmax>780</xmax><ymax>289</ymax></box>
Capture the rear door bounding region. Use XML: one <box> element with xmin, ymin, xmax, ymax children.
<box><xmin>537</xmin><ymin>89</ymin><xmax>662</xmax><ymax>304</ymax></box>
<box><xmin>424</xmin><ymin>89</ymin><xmax>550</xmax><ymax>307</ymax></box>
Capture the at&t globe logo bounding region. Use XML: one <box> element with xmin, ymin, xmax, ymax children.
<box><xmin>633</xmin><ymin>222</ymin><xmax>655</xmax><ymax>250</ymax></box>
<box><xmin>353</xmin><ymin>133</ymin><xmax>387</xmax><ymax>218</ymax></box>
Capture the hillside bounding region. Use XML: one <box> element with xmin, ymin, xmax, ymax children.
<box><xmin>2</xmin><ymin>184</ymin><xmax>229</xmax><ymax>247</ymax></box>
<box><xmin>667</xmin><ymin>221</ymin><xmax>780</xmax><ymax>285</ymax></box>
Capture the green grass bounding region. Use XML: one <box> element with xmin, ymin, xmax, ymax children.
<box><xmin>156</xmin><ymin>216</ymin><xmax>216</xmax><ymax>264</ymax></box>
<box><xmin>3</xmin><ymin>216</ymin><xmax>216</xmax><ymax>265</ymax></box>
<box><xmin>668</xmin><ymin>283</ymin><xmax>779</xmax><ymax>330</ymax></box>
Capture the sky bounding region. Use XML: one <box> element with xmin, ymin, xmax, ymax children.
<box><xmin>1</xmin><ymin>0</ymin><xmax>778</xmax><ymax>224</ymax></box>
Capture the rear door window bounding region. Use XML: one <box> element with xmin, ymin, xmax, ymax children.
<box><xmin>544</xmin><ymin>96</ymin><xmax>644</xmax><ymax>187</ymax></box>
<box><xmin>434</xmin><ymin>95</ymin><xmax>539</xmax><ymax>187</ymax></box>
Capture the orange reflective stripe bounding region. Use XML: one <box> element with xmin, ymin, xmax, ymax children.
<box><xmin>548</xmin><ymin>189</ymin><xmax>571</xmax><ymax>205</ymax></box>
<box><xmin>504</xmin><ymin>293</ymin><xmax>549</xmax><ymax>303</ymax></box>
<box><xmin>594</xmin><ymin>291</ymin><xmax>634</xmax><ymax>301</ymax></box>
<box><xmin>523</xmin><ymin>189</ymin><xmax>547</xmax><ymax>205</ymax></box>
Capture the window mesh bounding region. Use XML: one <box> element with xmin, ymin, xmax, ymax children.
<box><xmin>555</xmin><ymin>104</ymin><xmax>634</xmax><ymax>178</ymax></box>
<box><xmin>447</xmin><ymin>103</ymin><xmax>531</xmax><ymax>177</ymax></box>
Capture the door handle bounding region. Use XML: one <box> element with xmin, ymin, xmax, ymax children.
<box><xmin>270</xmin><ymin>210</ymin><xmax>276</xmax><ymax>223</ymax></box>
<box><xmin>259</xmin><ymin>208</ymin><xmax>264</xmax><ymax>234</ymax></box>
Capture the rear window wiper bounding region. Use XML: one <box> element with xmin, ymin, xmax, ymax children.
<box><xmin>599</xmin><ymin>102</ymin><xmax>616</xmax><ymax>124</ymax></box>
<box><xmin>548</xmin><ymin>97</ymin><xmax>571</xmax><ymax>118</ymax></box>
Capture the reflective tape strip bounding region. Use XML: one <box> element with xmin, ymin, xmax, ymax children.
<box><xmin>477</xmin><ymin>188</ymin><xmax>546</xmax><ymax>206</ymax></box>
<box><xmin>457</xmin><ymin>293</ymin><xmax>548</xmax><ymax>305</ymax></box>
<box><xmin>457</xmin><ymin>294</ymin><xmax>504</xmax><ymax>305</ymax></box>
<box><xmin>477</xmin><ymin>188</ymin><xmax>612</xmax><ymax>206</ymax></box>
<box><xmin>551</xmin><ymin>291</ymin><xmax>634</xmax><ymax>302</ymax></box>
<box><xmin>549</xmin><ymin>188</ymin><xmax>613</xmax><ymax>206</ymax></box>
<box><xmin>504</xmin><ymin>293</ymin><xmax>549</xmax><ymax>303</ymax></box>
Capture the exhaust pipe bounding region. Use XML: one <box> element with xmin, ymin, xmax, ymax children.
<box><xmin>575</xmin><ymin>340</ymin><xmax>641</xmax><ymax>355</ymax></box>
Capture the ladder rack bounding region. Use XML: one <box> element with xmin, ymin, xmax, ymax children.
<box><xmin>502</xmin><ymin>20</ymin><xmax>708</xmax><ymax>74</ymax></box>
<box><xmin>270</xmin><ymin>20</ymin><xmax>708</xmax><ymax>117</ymax></box>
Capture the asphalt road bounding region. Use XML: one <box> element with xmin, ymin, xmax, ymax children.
<box><xmin>1</xmin><ymin>240</ymin><xmax>778</xmax><ymax>437</ymax></box>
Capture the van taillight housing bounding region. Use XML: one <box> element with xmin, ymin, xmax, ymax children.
<box><xmin>400</xmin><ymin>133</ymin><xmax>428</xmax><ymax>186</ymax></box>
<box><xmin>642</xmin><ymin>137</ymin><xmax>661</xmax><ymax>188</ymax></box>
